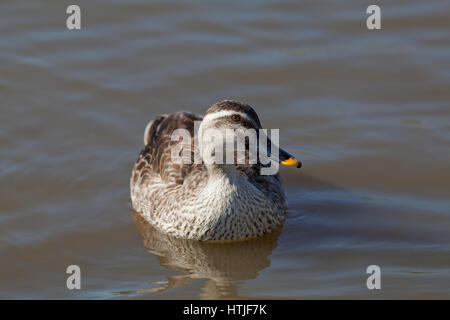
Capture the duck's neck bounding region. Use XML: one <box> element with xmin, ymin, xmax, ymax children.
<box><xmin>203</xmin><ymin>163</ymin><xmax>246</xmax><ymax>210</ymax></box>
<box><xmin>198</xmin><ymin>163</ymin><xmax>271</xmax><ymax>240</ymax></box>
<box><xmin>205</xmin><ymin>163</ymin><xmax>240</xmax><ymax>182</ymax></box>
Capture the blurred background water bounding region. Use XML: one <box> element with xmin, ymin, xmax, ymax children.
<box><xmin>0</xmin><ymin>0</ymin><xmax>449</xmax><ymax>299</ymax></box>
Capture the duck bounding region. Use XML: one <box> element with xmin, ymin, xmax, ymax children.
<box><xmin>130</xmin><ymin>100</ymin><xmax>301</xmax><ymax>241</ymax></box>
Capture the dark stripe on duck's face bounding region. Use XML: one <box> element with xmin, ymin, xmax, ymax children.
<box><xmin>206</xmin><ymin>100</ymin><xmax>262</xmax><ymax>128</ymax></box>
<box><xmin>210</xmin><ymin>114</ymin><xmax>260</xmax><ymax>130</ymax></box>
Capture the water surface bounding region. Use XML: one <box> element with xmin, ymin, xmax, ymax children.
<box><xmin>0</xmin><ymin>0</ymin><xmax>449</xmax><ymax>299</ymax></box>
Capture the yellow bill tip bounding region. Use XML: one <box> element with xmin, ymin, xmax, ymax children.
<box><xmin>280</xmin><ymin>157</ymin><xmax>301</xmax><ymax>168</ymax></box>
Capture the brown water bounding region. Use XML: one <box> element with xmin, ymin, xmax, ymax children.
<box><xmin>1</xmin><ymin>0</ymin><xmax>449</xmax><ymax>299</ymax></box>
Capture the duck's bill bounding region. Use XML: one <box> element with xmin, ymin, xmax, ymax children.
<box><xmin>279</xmin><ymin>148</ymin><xmax>302</xmax><ymax>168</ymax></box>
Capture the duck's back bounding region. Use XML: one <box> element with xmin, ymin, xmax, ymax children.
<box><xmin>130</xmin><ymin>111</ymin><xmax>207</xmax><ymax>210</ymax></box>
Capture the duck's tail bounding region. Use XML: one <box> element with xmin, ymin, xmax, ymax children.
<box><xmin>143</xmin><ymin>114</ymin><xmax>168</xmax><ymax>146</ymax></box>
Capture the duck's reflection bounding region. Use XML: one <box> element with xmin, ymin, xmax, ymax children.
<box><xmin>132</xmin><ymin>211</ymin><xmax>281</xmax><ymax>299</ymax></box>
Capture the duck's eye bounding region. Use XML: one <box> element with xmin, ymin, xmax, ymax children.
<box><xmin>231</xmin><ymin>115</ymin><xmax>241</xmax><ymax>122</ymax></box>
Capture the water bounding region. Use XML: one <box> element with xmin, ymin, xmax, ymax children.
<box><xmin>1</xmin><ymin>0</ymin><xmax>449</xmax><ymax>299</ymax></box>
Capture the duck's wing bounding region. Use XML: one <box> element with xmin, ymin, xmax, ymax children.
<box><xmin>131</xmin><ymin>112</ymin><xmax>203</xmax><ymax>187</ymax></box>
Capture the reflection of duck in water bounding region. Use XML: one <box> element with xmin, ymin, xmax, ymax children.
<box><xmin>132</xmin><ymin>212</ymin><xmax>281</xmax><ymax>299</ymax></box>
<box><xmin>130</xmin><ymin>100</ymin><xmax>301</xmax><ymax>241</ymax></box>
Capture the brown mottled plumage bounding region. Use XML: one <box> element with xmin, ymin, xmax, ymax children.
<box><xmin>130</xmin><ymin>100</ymin><xmax>300</xmax><ymax>241</ymax></box>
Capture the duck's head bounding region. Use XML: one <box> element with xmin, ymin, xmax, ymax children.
<box><xmin>198</xmin><ymin>100</ymin><xmax>301</xmax><ymax>170</ymax></box>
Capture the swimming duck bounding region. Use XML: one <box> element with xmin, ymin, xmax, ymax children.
<box><xmin>130</xmin><ymin>100</ymin><xmax>301</xmax><ymax>241</ymax></box>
